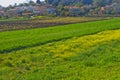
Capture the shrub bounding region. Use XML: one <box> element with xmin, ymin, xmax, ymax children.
<box><xmin>4</xmin><ymin>61</ymin><xmax>13</xmax><ymax>67</ymax></box>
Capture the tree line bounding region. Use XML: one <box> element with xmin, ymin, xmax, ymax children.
<box><xmin>45</xmin><ymin>0</ymin><xmax>119</xmax><ymax>7</ymax></box>
<box><xmin>44</xmin><ymin>0</ymin><xmax>120</xmax><ymax>16</ymax></box>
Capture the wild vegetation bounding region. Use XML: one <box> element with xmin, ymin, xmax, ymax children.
<box><xmin>0</xmin><ymin>29</ymin><xmax>120</xmax><ymax>80</ymax></box>
<box><xmin>0</xmin><ymin>18</ymin><xmax>120</xmax><ymax>80</ymax></box>
<box><xmin>0</xmin><ymin>0</ymin><xmax>120</xmax><ymax>80</ymax></box>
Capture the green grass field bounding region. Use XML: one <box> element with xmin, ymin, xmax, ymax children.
<box><xmin>0</xmin><ymin>18</ymin><xmax>120</xmax><ymax>80</ymax></box>
<box><xmin>0</xmin><ymin>18</ymin><xmax>120</xmax><ymax>53</ymax></box>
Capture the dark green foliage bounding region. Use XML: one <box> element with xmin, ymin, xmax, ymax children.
<box><xmin>21</xmin><ymin>59</ymin><xmax>26</xmax><ymax>63</ymax></box>
<box><xmin>81</xmin><ymin>0</ymin><xmax>93</xmax><ymax>5</ymax></box>
<box><xmin>25</xmin><ymin>66</ymin><xmax>31</xmax><ymax>70</ymax></box>
<box><xmin>36</xmin><ymin>0</ymin><xmax>41</xmax><ymax>4</ymax></box>
<box><xmin>4</xmin><ymin>61</ymin><xmax>13</xmax><ymax>67</ymax></box>
<box><xmin>45</xmin><ymin>0</ymin><xmax>114</xmax><ymax>6</ymax></box>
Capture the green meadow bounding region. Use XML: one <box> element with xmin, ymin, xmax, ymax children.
<box><xmin>0</xmin><ymin>18</ymin><xmax>120</xmax><ymax>80</ymax></box>
<box><xmin>0</xmin><ymin>18</ymin><xmax>120</xmax><ymax>53</ymax></box>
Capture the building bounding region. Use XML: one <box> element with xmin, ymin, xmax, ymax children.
<box><xmin>64</xmin><ymin>6</ymin><xmax>81</xmax><ymax>16</ymax></box>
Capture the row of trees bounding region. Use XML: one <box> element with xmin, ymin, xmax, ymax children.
<box><xmin>45</xmin><ymin>0</ymin><xmax>120</xmax><ymax>16</ymax></box>
<box><xmin>45</xmin><ymin>0</ymin><xmax>117</xmax><ymax>6</ymax></box>
<box><xmin>1</xmin><ymin>0</ymin><xmax>120</xmax><ymax>17</ymax></box>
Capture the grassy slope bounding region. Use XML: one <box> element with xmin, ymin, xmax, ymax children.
<box><xmin>0</xmin><ymin>29</ymin><xmax>120</xmax><ymax>80</ymax></box>
<box><xmin>0</xmin><ymin>18</ymin><xmax>120</xmax><ymax>53</ymax></box>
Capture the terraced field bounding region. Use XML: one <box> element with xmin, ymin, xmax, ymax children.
<box><xmin>0</xmin><ymin>17</ymin><xmax>106</xmax><ymax>31</ymax></box>
<box><xmin>0</xmin><ymin>18</ymin><xmax>120</xmax><ymax>80</ymax></box>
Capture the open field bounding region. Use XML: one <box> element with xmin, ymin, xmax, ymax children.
<box><xmin>0</xmin><ymin>29</ymin><xmax>120</xmax><ymax>80</ymax></box>
<box><xmin>0</xmin><ymin>18</ymin><xmax>120</xmax><ymax>53</ymax></box>
<box><xmin>0</xmin><ymin>18</ymin><xmax>120</xmax><ymax>80</ymax></box>
<box><xmin>0</xmin><ymin>17</ymin><xmax>107</xmax><ymax>31</ymax></box>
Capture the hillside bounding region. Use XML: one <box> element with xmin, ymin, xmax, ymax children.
<box><xmin>0</xmin><ymin>18</ymin><xmax>120</xmax><ymax>80</ymax></box>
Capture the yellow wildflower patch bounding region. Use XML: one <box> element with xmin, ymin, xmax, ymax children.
<box><xmin>45</xmin><ymin>29</ymin><xmax>120</xmax><ymax>58</ymax></box>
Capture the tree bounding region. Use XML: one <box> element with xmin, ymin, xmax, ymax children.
<box><xmin>45</xmin><ymin>0</ymin><xmax>53</xmax><ymax>4</ymax></box>
<box><xmin>36</xmin><ymin>0</ymin><xmax>41</xmax><ymax>4</ymax></box>
<box><xmin>81</xmin><ymin>0</ymin><xmax>93</xmax><ymax>5</ymax></box>
<box><xmin>93</xmin><ymin>0</ymin><xmax>106</xmax><ymax>7</ymax></box>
